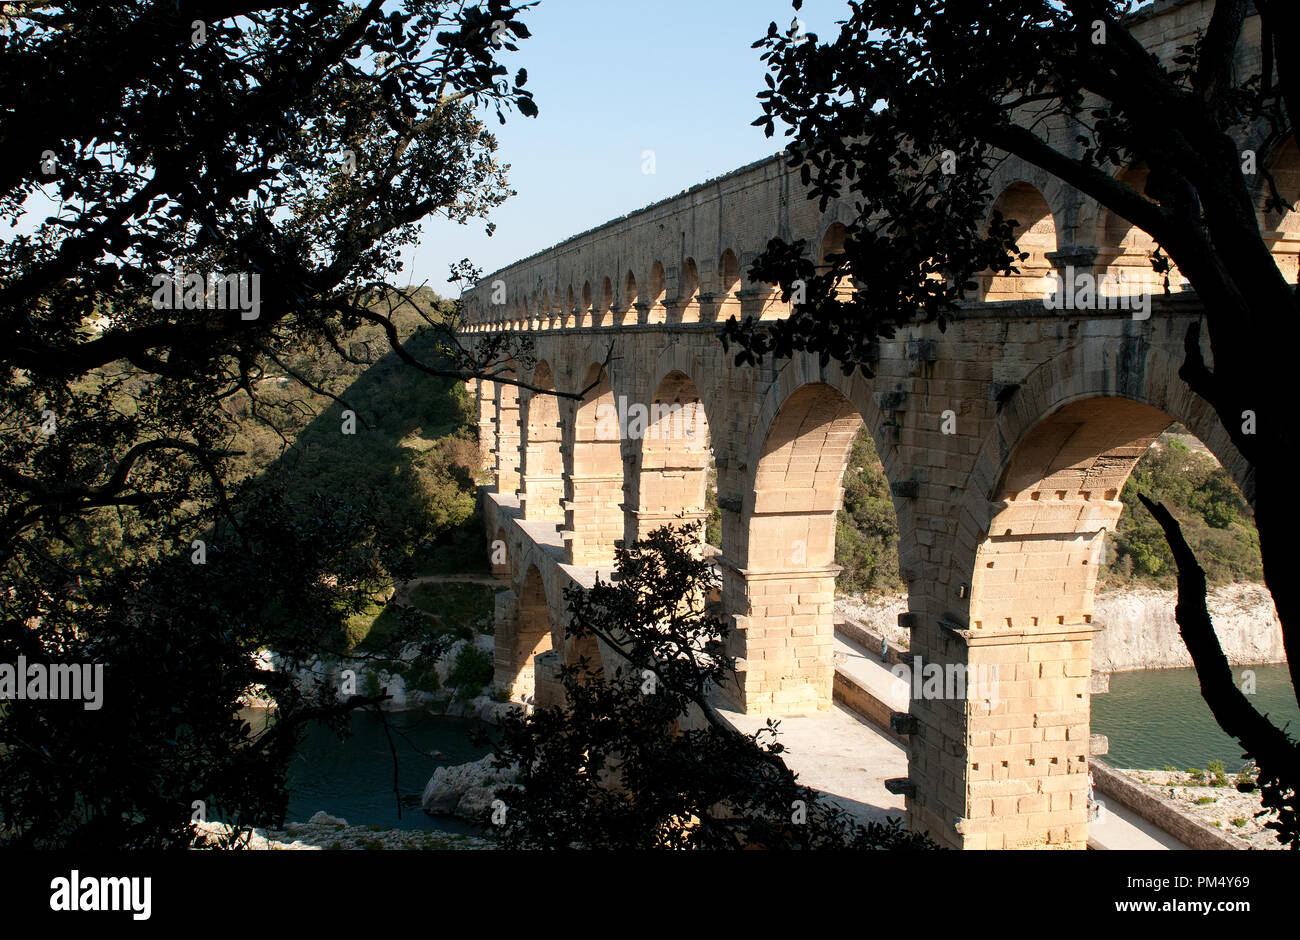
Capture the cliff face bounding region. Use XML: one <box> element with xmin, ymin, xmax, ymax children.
<box><xmin>836</xmin><ymin>583</ymin><xmax>1286</xmax><ymax>673</ymax></box>
<box><xmin>1091</xmin><ymin>583</ymin><xmax>1286</xmax><ymax>672</ymax></box>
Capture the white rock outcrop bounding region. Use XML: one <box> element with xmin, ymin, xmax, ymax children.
<box><xmin>421</xmin><ymin>754</ymin><xmax>519</xmax><ymax>818</ymax></box>
<box><xmin>1091</xmin><ymin>583</ymin><xmax>1285</xmax><ymax>671</ymax></box>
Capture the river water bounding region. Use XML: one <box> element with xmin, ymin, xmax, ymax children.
<box><xmin>248</xmin><ymin>664</ymin><xmax>1297</xmax><ymax>828</ymax></box>
<box><xmin>241</xmin><ymin>708</ymin><xmax>493</xmax><ymax>831</ymax></box>
<box><xmin>1090</xmin><ymin>662</ymin><xmax>1298</xmax><ymax>771</ymax></box>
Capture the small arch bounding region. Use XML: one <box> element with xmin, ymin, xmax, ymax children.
<box><xmin>624</xmin><ymin>269</ymin><xmax>638</xmax><ymax>306</ymax></box>
<box><xmin>601</xmin><ymin>276</ymin><xmax>614</xmax><ymax>312</ymax></box>
<box><xmin>818</xmin><ymin>222</ymin><xmax>847</xmax><ymax>265</ymax></box>
<box><xmin>1096</xmin><ymin>166</ymin><xmax>1185</xmax><ymax>296</ymax></box>
<box><xmin>1261</xmin><ymin>136</ymin><xmax>1300</xmax><ymax>285</ymax></box>
<box><xmin>817</xmin><ymin>222</ymin><xmax>854</xmax><ymax>299</ymax></box>
<box><xmin>676</xmin><ymin>257</ymin><xmax>700</xmax><ymax>323</ymax></box>
<box><xmin>981</xmin><ymin>182</ymin><xmax>1058</xmax><ymax>301</ymax></box>
<box><xmin>648</xmin><ymin>261</ymin><xmax>666</xmax><ymax>305</ymax></box>
<box><xmin>680</xmin><ymin>257</ymin><xmax>699</xmax><ymax>301</ymax></box>
<box><xmin>718</xmin><ymin>249</ymin><xmax>741</xmax><ymax>295</ymax></box>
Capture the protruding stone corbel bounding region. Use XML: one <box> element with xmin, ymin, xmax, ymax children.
<box><xmin>890</xmin><ymin>712</ymin><xmax>919</xmax><ymax>735</ymax></box>
<box><xmin>884</xmin><ymin>778</ymin><xmax>916</xmax><ymax>797</ymax></box>
<box><xmin>890</xmin><ymin>479</ymin><xmax>919</xmax><ymax>498</ymax></box>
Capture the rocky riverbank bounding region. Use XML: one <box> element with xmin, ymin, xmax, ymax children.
<box><xmin>195</xmin><ymin>812</ymin><xmax>494</xmax><ymax>850</ymax></box>
<box><xmin>1118</xmin><ymin>769</ymin><xmax>1284</xmax><ymax>849</ymax></box>
<box><xmin>421</xmin><ymin>754</ymin><xmax>519</xmax><ymax>820</ymax></box>
<box><xmin>241</xmin><ymin>635</ymin><xmax>517</xmax><ymax>722</ymax></box>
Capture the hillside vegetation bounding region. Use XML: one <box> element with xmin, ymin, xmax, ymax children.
<box><xmin>831</xmin><ymin>425</ymin><xmax>1262</xmax><ymax>596</ymax></box>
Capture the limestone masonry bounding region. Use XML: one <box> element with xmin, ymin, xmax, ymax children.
<box><xmin>457</xmin><ymin>0</ymin><xmax>1293</xmax><ymax>849</ymax></box>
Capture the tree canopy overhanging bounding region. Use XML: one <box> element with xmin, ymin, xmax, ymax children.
<box><xmin>0</xmin><ymin>0</ymin><xmax>545</xmax><ymax>848</ymax></box>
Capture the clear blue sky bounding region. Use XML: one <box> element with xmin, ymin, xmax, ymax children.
<box><xmin>402</xmin><ymin>0</ymin><xmax>847</xmax><ymax>293</ymax></box>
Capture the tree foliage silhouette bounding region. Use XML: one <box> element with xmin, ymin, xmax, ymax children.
<box><xmin>486</xmin><ymin>524</ymin><xmax>935</xmax><ymax>850</ymax></box>
<box><xmin>0</xmin><ymin>0</ymin><xmax>541</xmax><ymax>848</ymax></box>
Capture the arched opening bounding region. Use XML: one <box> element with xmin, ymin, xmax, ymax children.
<box><xmin>1261</xmin><ymin>137</ymin><xmax>1300</xmax><ymax>285</ymax></box>
<box><xmin>600</xmin><ymin>276</ymin><xmax>614</xmax><ymax>322</ymax></box>
<box><xmin>677</xmin><ymin>257</ymin><xmax>700</xmax><ymax>322</ymax></box>
<box><xmin>632</xmin><ymin>370</ymin><xmax>713</xmax><ymax>546</ymax></box>
<box><xmin>980</xmin><ymin>182</ymin><xmax>1058</xmax><ymax>301</ymax></box>
<box><xmin>960</xmin><ymin>396</ymin><xmax>1263</xmax><ymax>849</ymax></box>
<box><xmin>494</xmin><ymin>362</ymin><xmax>521</xmax><ymax>498</ymax></box>
<box><xmin>566</xmin><ymin>284</ymin><xmax>576</xmax><ymax>314</ymax></box>
<box><xmin>565</xmin><ymin>364</ymin><xmax>625</xmax><ymax>566</ymax></box>
<box><xmin>716</xmin><ymin>249</ymin><xmax>742</xmax><ymax>320</ymax></box>
<box><xmin>648</xmin><ymin>261</ymin><xmax>666</xmax><ymax>305</ymax></box>
<box><xmin>818</xmin><ymin>222</ymin><xmax>846</xmax><ymax>263</ymax></box>
<box><xmin>971</xmin><ymin>398</ymin><xmax>1170</xmax><ymax>632</ymax></box>
<box><xmin>496</xmin><ymin>564</ymin><xmax>554</xmax><ymax>703</ymax></box>
<box><xmin>1097</xmin><ymin>166</ymin><xmax>1185</xmax><ymax>297</ymax></box>
<box><xmin>520</xmin><ymin>361</ymin><xmax>565</xmax><ymax>522</ymax></box>
<box><xmin>731</xmin><ymin>382</ymin><xmax>907</xmax><ymax>715</ymax></box>
<box><xmin>718</xmin><ymin>249</ymin><xmax>740</xmax><ymax>295</ymax></box>
<box><xmin>818</xmin><ymin>222</ymin><xmax>855</xmax><ymax>301</ymax></box>
<box><xmin>620</xmin><ymin>269</ymin><xmax>639</xmax><ymax>325</ymax></box>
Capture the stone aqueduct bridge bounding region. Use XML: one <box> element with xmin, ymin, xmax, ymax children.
<box><xmin>455</xmin><ymin>0</ymin><xmax>1292</xmax><ymax>850</ymax></box>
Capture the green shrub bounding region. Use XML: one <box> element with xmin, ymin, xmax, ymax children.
<box><xmin>446</xmin><ymin>645</ymin><xmax>493</xmax><ymax>701</ymax></box>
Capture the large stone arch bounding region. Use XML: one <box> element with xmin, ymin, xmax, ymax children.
<box><xmin>495</xmin><ymin>563</ymin><xmax>554</xmax><ymax>703</ymax></box>
<box><xmin>626</xmin><ymin>368</ymin><xmax>713</xmax><ymax>548</ymax></box>
<box><xmin>963</xmin><ymin>324</ymin><xmax>1250</xmax><ymax>519</ymax></box>
<box><xmin>564</xmin><ymin>363</ymin><xmax>625</xmax><ymax>566</ymax></box>
<box><xmin>724</xmin><ymin>368</ymin><xmax>909</xmax><ymax>715</ymax></box>
<box><xmin>520</xmin><ymin>361</ymin><xmax>565</xmax><ymax>522</ymax></box>
<box><xmin>925</xmin><ymin>332</ymin><xmax>1250</xmax><ymax>850</ymax></box>
<box><xmin>740</xmin><ymin>356</ymin><xmax>906</xmax><ymax>533</ymax></box>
